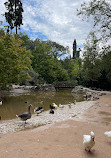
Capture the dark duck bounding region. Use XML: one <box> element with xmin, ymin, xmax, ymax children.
<box><xmin>49</xmin><ymin>104</ymin><xmax>54</xmax><ymax>114</ymax></box>
<box><xmin>16</xmin><ymin>104</ymin><xmax>33</xmax><ymax>124</ymax></box>
<box><xmin>49</xmin><ymin>104</ymin><xmax>55</xmax><ymax>110</ymax></box>
<box><xmin>34</xmin><ymin>107</ymin><xmax>44</xmax><ymax>115</ymax></box>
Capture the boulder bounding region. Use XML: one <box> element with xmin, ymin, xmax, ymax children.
<box><xmin>71</xmin><ymin>86</ymin><xmax>87</xmax><ymax>94</ymax></box>
<box><xmin>39</xmin><ymin>84</ymin><xmax>56</xmax><ymax>92</ymax></box>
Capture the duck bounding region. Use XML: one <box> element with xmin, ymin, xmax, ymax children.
<box><xmin>59</xmin><ymin>104</ymin><xmax>64</xmax><ymax>108</ymax></box>
<box><xmin>16</xmin><ymin>104</ymin><xmax>33</xmax><ymax>124</ymax></box>
<box><xmin>0</xmin><ymin>99</ymin><xmax>3</xmax><ymax>105</ymax></box>
<box><xmin>73</xmin><ymin>100</ymin><xmax>76</xmax><ymax>105</ymax></box>
<box><xmin>49</xmin><ymin>109</ymin><xmax>54</xmax><ymax>114</ymax></box>
<box><xmin>68</xmin><ymin>102</ymin><xmax>72</xmax><ymax>108</ymax></box>
<box><xmin>34</xmin><ymin>107</ymin><xmax>44</xmax><ymax>115</ymax></box>
<box><xmin>24</xmin><ymin>101</ymin><xmax>28</xmax><ymax>104</ymax></box>
<box><xmin>52</xmin><ymin>103</ymin><xmax>58</xmax><ymax>109</ymax></box>
<box><xmin>104</xmin><ymin>131</ymin><xmax>111</xmax><ymax>138</ymax></box>
<box><xmin>49</xmin><ymin>104</ymin><xmax>55</xmax><ymax>110</ymax></box>
<box><xmin>83</xmin><ymin>131</ymin><xmax>95</xmax><ymax>152</ymax></box>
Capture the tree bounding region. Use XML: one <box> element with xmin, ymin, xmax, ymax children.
<box><xmin>73</xmin><ymin>39</ymin><xmax>77</xmax><ymax>59</ymax></box>
<box><xmin>17</xmin><ymin>32</ymin><xmax>33</xmax><ymax>49</ymax></box>
<box><xmin>77</xmin><ymin>0</ymin><xmax>111</xmax><ymax>41</ymax></box>
<box><xmin>72</xmin><ymin>39</ymin><xmax>81</xmax><ymax>59</ymax></box>
<box><xmin>32</xmin><ymin>40</ymin><xmax>69</xmax><ymax>83</ymax></box>
<box><xmin>61</xmin><ymin>58</ymin><xmax>82</xmax><ymax>84</ymax></box>
<box><xmin>82</xmin><ymin>32</ymin><xmax>101</xmax><ymax>87</ymax></box>
<box><xmin>4</xmin><ymin>0</ymin><xmax>24</xmax><ymax>34</ymax></box>
<box><xmin>99</xmin><ymin>46</ymin><xmax>111</xmax><ymax>89</ymax></box>
<box><xmin>0</xmin><ymin>30</ymin><xmax>32</xmax><ymax>89</ymax></box>
<box><xmin>46</xmin><ymin>40</ymin><xmax>68</xmax><ymax>58</ymax></box>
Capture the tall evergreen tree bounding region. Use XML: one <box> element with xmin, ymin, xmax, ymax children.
<box><xmin>73</xmin><ymin>39</ymin><xmax>77</xmax><ymax>59</ymax></box>
<box><xmin>4</xmin><ymin>0</ymin><xmax>24</xmax><ymax>34</ymax></box>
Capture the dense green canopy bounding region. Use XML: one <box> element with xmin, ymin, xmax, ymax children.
<box><xmin>0</xmin><ymin>30</ymin><xmax>32</xmax><ymax>89</ymax></box>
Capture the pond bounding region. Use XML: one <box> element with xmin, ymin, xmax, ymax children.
<box><xmin>0</xmin><ymin>89</ymin><xmax>84</xmax><ymax>121</ymax></box>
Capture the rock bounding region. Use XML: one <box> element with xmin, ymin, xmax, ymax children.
<box><xmin>39</xmin><ymin>84</ymin><xmax>56</xmax><ymax>92</ymax></box>
<box><xmin>72</xmin><ymin>86</ymin><xmax>107</xmax><ymax>101</ymax></box>
<box><xmin>101</xmin><ymin>92</ymin><xmax>106</xmax><ymax>95</ymax></box>
<box><xmin>71</xmin><ymin>86</ymin><xmax>87</xmax><ymax>94</ymax></box>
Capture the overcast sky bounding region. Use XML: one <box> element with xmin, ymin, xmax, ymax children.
<box><xmin>0</xmin><ymin>0</ymin><xmax>93</xmax><ymax>56</ymax></box>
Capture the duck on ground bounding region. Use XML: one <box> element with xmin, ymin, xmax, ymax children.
<box><xmin>0</xmin><ymin>99</ymin><xmax>3</xmax><ymax>105</ymax></box>
<box><xmin>104</xmin><ymin>131</ymin><xmax>111</xmax><ymax>139</ymax></box>
<box><xmin>59</xmin><ymin>104</ymin><xmax>64</xmax><ymax>108</ymax></box>
<box><xmin>73</xmin><ymin>100</ymin><xmax>76</xmax><ymax>105</ymax></box>
<box><xmin>52</xmin><ymin>103</ymin><xmax>58</xmax><ymax>109</ymax></box>
<box><xmin>16</xmin><ymin>104</ymin><xmax>33</xmax><ymax>124</ymax></box>
<box><xmin>68</xmin><ymin>102</ymin><xmax>72</xmax><ymax>108</ymax></box>
<box><xmin>24</xmin><ymin>101</ymin><xmax>28</xmax><ymax>104</ymax></box>
<box><xmin>83</xmin><ymin>131</ymin><xmax>95</xmax><ymax>152</ymax></box>
<box><xmin>34</xmin><ymin>107</ymin><xmax>44</xmax><ymax>115</ymax></box>
<box><xmin>49</xmin><ymin>109</ymin><xmax>54</xmax><ymax>114</ymax></box>
<box><xmin>49</xmin><ymin>104</ymin><xmax>55</xmax><ymax>110</ymax></box>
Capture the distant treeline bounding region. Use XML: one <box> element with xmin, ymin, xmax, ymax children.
<box><xmin>0</xmin><ymin>29</ymin><xmax>111</xmax><ymax>90</ymax></box>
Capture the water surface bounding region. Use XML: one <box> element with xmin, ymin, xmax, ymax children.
<box><xmin>0</xmin><ymin>89</ymin><xmax>84</xmax><ymax>121</ymax></box>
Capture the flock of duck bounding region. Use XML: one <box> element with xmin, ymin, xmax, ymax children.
<box><xmin>16</xmin><ymin>101</ymin><xmax>76</xmax><ymax>124</ymax></box>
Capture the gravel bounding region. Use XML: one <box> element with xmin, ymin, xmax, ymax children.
<box><xmin>0</xmin><ymin>101</ymin><xmax>95</xmax><ymax>134</ymax></box>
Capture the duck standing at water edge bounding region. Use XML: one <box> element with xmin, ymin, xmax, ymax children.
<box><xmin>59</xmin><ymin>104</ymin><xmax>64</xmax><ymax>108</ymax></box>
<box><xmin>52</xmin><ymin>103</ymin><xmax>58</xmax><ymax>109</ymax></box>
<box><xmin>34</xmin><ymin>107</ymin><xmax>44</xmax><ymax>115</ymax></box>
<box><xmin>16</xmin><ymin>104</ymin><xmax>33</xmax><ymax>124</ymax></box>
<box><xmin>49</xmin><ymin>104</ymin><xmax>55</xmax><ymax>114</ymax></box>
<box><xmin>0</xmin><ymin>99</ymin><xmax>3</xmax><ymax>105</ymax></box>
<box><xmin>49</xmin><ymin>109</ymin><xmax>54</xmax><ymax>114</ymax></box>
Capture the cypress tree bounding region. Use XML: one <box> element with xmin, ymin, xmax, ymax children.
<box><xmin>73</xmin><ymin>39</ymin><xmax>77</xmax><ymax>59</ymax></box>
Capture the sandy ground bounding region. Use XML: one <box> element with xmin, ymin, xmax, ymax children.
<box><xmin>0</xmin><ymin>94</ymin><xmax>111</xmax><ymax>158</ymax></box>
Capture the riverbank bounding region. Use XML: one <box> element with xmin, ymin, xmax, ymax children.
<box><xmin>0</xmin><ymin>100</ymin><xmax>94</xmax><ymax>134</ymax></box>
<box><xmin>0</xmin><ymin>89</ymin><xmax>111</xmax><ymax>135</ymax></box>
<box><xmin>0</xmin><ymin>93</ymin><xmax>111</xmax><ymax>158</ymax></box>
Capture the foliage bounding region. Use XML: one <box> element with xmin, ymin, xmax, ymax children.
<box><xmin>98</xmin><ymin>46</ymin><xmax>111</xmax><ymax>89</ymax></box>
<box><xmin>32</xmin><ymin>40</ymin><xmax>69</xmax><ymax>83</ymax></box>
<box><xmin>4</xmin><ymin>0</ymin><xmax>24</xmax><ymax>34</ymax></box>
<box><xmin>73</xmin><ymin>39</ymin><xmax>77</xmax><ymax>59</ymax></box>
<box><xmin>0</xmin><ymin>30</ymin><xmax>32</xmax><ymax>89</ymax></box>
<box><xmin>77</xmin><ymin>0</ymin><xmax>111</xmax><ymax>41</ymax></box>
<box><xmin>77</xmin><ymin>0</ymin><xmax>111</xmax><ymax>89</ymax></box>
<box><xmin>46</xmin><ymin>40</ymin><xmax>68</xmax><ymax>58</ymax></box>
<box><xmin>82</xmin><ymin>32</ymin><xmax>102</xmax><ymax>86</ymax></box>
<box><xmin>17</xmin><ymin>32</ymin><xmax>33</xmax><ymax>50</ymax></box>
<box><xmin>20</xmin><ymin>70</ymin><xmax>40</xmax><ymax>86</ymax></box>
<box><xmin>61</xmin><ymin>58</ymin><xmax>82</xmax><ymax>84</ymax></box>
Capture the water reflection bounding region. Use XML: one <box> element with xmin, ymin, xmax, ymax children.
<box><xmin>0</xmin><ymin>89</ymin><xmax>84</xmax><ymax>121</ymax></box>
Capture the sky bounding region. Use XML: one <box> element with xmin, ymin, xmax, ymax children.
<box><xmin>0</xmin><ymin>0</ymin><xmax>93</xmax><ymax>56</ymax></box>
